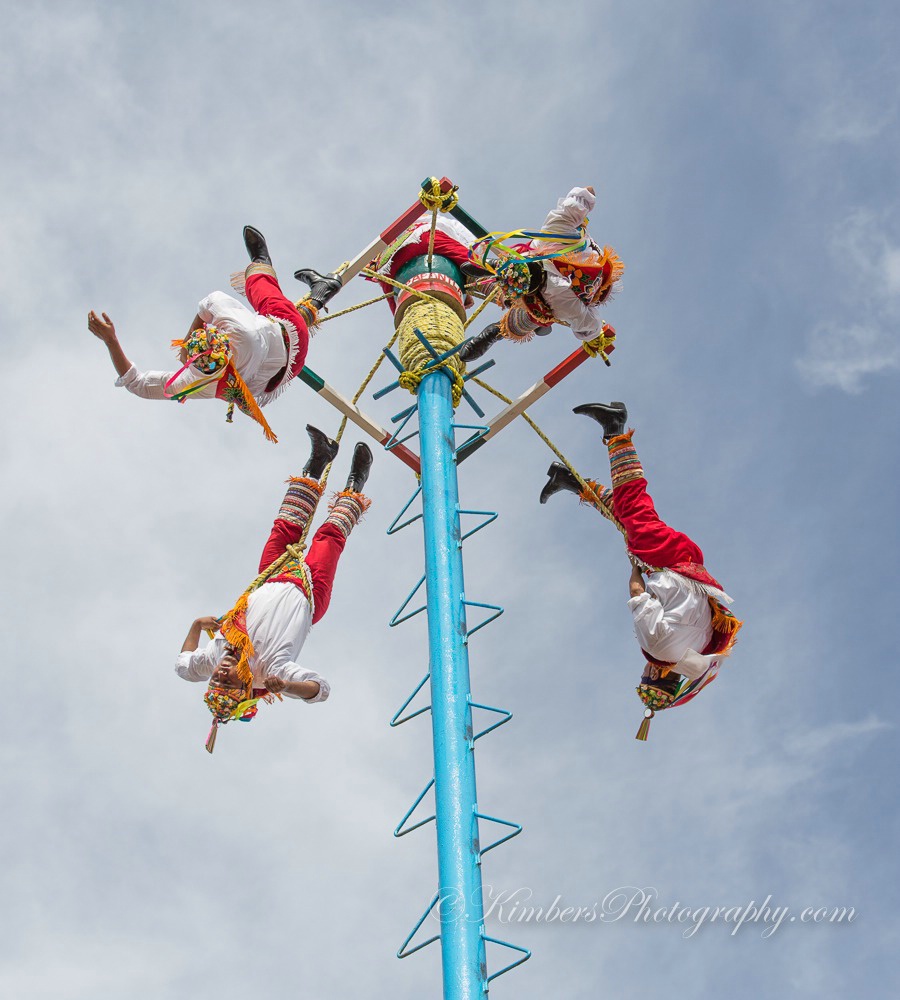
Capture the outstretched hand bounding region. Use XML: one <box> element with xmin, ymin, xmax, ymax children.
<box><xmin>88</xmin><ymin>310</ymin><xmax>117</xmax><ymax>344</ymax></box>
<box><xmin>264</xmin><ymin>676</ymin><xmax>287</xmax><ymax>694</ymax></box>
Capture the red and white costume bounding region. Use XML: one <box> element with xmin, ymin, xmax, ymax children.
<box><xmin>176</xmin><ymin>479</ymin><xmax>368</xmax><ymax>702</ymax></box>
<box><xmin>590</xmin><ymin>431</ymin><xmax>739</xmax><ymax>680</ymax></box>
<box><xmin>116</xmin><ymin>272</ymin><xmax>311</xmax><ymax>406</ymax></box>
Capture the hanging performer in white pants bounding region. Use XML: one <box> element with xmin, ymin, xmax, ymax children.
<box><xmin>176</xmin><ymin>425</ymin><xmax>373</xmax><ymax>751</ymax></box>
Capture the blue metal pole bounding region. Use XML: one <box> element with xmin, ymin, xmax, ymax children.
<box><xmin>418</xmin><ymin>368</ymin><xmax>487</xmax><ymax>1000</ymax></box>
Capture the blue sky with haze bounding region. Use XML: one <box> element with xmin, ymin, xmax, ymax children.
<box><xmin>2</xmin><ymin>2</ymin><xmax>898</xmax><ymax>998</ymax></box>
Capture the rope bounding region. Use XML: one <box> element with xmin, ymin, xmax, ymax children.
<box><xmin>427</xmin><ymin>207</ymin><xmax>438</xmax><ymax>273</ymax></box>
<box><xmin>417</xmin><ymin>177</ymin><xmax>459</xmax><ymax>273</ymax></box>
<box><xmin>317</xmin><ymin>293</ymin><xmax>392</xmax><ymax>323</ymax></box>
<box><xmin>418</xmin><ymin>177</ymin><xmax>459</xmax><ymax>214</ymax></box>
<box><xmin>223</xmin><ymin>326</ymin><xmax>402</xmax><ymax>611</ymax></box>
<box><xmin>398</xmin><ymin>299</ymin><xmax>466</xmax><ymax>407</ymax></box>
<box><xmin>470</xmin><ymin>375</ymin><xmax>627</xmax><ymax>538</ymax></box>
<box><xmin>463</xmin><ymin>286</ymin><xmax>498</xmax><ymax>330</ymax></box>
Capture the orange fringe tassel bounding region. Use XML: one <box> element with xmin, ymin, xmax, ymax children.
<box><xmin>227</xmin><ymin>364</ymin><xmax>278</xmax><ymax>444</ymax></box>
<box><xmin>220</xmin><ymin>591</ymin><xmax>255</xmax><ymax>696</ymax></box>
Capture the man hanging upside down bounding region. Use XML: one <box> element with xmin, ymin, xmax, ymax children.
<box><xmin>540</xmin><ymin>401</ymin><xmax>742</xmax><ymax>738</ymax></box>
<box><xmin>88</xmin><ymin>227</ymin><xmax>342</xmax><ymax>441</ymax></box>
<box><xmin>177</xmin><ymin>424</ymin><xmax>373</xmax><ymax>751</ymax></box>
<box><xmin>459</xmin><ymin>185</ymin><xmax>623</xmax><ymax>362</ymax></box>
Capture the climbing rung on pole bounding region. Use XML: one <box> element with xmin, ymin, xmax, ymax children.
<box><xmin>469</xmin><ymin>701</ymin><xmax>513</xmax><ymax>742</ymax></box>
<box><xmin>386</xmin><ymin>486</ymin><xmax>423</xmax><ymax>536</ymax></box>
<box><xmin>394</xmin><ymin>778</ymin><xmax>437</xmax><ymax>837</ymax></box>
<box><xmin>483</xmin><ymin>937</ymin><xmax>532</xmax><ymax>984</ymax></box>
<box><xmin>462</xmin><ymin>600</ymin><xmax>504</xmax><ymax>640</ymax></box>
<box><xmin>389</xmin><ymin>574</ymin><xmax>427</xmax><ymax>627</ymax></box>
<box><xmin>397</xmin><ymin>892</ymin><xmax>442</xmax><ymax>960</ymax></box>
<box><xmin>475</xmin><ymin>812</ymin><xmax>523</xmax><ymax>858</ymax></box>
<box><xmin>391</xmin><ymin>672</ymin><xmax>432</xmax><ymax>727</ymax></box>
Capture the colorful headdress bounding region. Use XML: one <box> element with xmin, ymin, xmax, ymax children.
<box><xmin>174</xmin><ymin>324</ymin><xmax>232</xmax><ymax>375</ymax></box>
<box><xmin>635</xmin><ymin>599</ymin><xmax>743</xmax><ymax>741</ymax></box>
<box><xmin>167</xmin><ymin>324</ymin><xmax>278</xmax><ymax>443</ymax></box>
<box><xmin>553</xmin><ymin>245</ymin><xmax>624</xmax><ymax>305</ymax></box>
<box><xmin>203</xmin><ymin>685</ymin><xmax>263</xmax><ymax>754</ymax></box>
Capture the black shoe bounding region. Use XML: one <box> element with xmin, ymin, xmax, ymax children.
<box><xmin>458</xmin><ymin>323</ymin><xmax>502</xmax><ymax>364</ymax></box>
<box><xmin>539</xmin><ymin>462</ymin><xmax>583</xmax><ymax>504</ymax></box>
<box><xmin>461</xmin><ymin>260</ymin><xmax>496</xmax><ymax>279</ymax></box>
<box><xmin>302</xmin><ymin>424</ymin><xmax>339</xmax><ymax>480</ymax></box>
<box><xmin>243</xmin><ymin>225</ymin><xmax>272</xmax><ymax>265</ymax></box>
<box><xmin>294</xmin><ymin>268</ymin><xmax>343</xmax><ymax>309</ymax></box>
<box><xmin>573</xmin><ymin>401</ymin><xmax>628</xmax><ymax>439</ymax></box>
<box><xmin>344</xmin><ymin>443</ymin><xmax>373</xmax><ymax>494</ymax></box>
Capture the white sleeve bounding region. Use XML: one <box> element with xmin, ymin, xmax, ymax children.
<box><xmin>541</xmin><ymin>187</ymin><xmax>596</xmax><ymax>235</ymax></box>
<box><xmin>115</xmin><ymin>363</ymin><xmax>218</xmax><ymax>400</ymax></box>
<box><xmin>628</xmin><ymin>592</ymin><xmax>677</xmax><ymax>649</ymax></box>
<box><xmin>198</xmin><ymin>291</ymin><xmax>269</xmax><ymax>378</ymax></box>
<box><xmin>539</xmin><ymin>274</ymin><xmax>606</xmax><ymax>340</ymax></box>
<box><xmin>175</xmin><ymin>638</ymin><xmax>225</xmax><ymax>682</ymax></box>
<box><xmin>274</xmin><ymin>662</ymin><xmax>331</xmax><ymax>704</ymax></box>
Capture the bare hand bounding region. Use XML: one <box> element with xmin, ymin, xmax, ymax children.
<box><xmin>194</xmin><ymin>616</ymin><xmax>221</xmax><ymax>633</ymax></box>
<box><xmin>88</xmin><ymin>310</ymin><xmax>117</xmax><ymax>344</ymax></box>
<box><xmin>264</xmin><ymin>676</ymin><xmax>287</xmax><ymax>694</ymax></box>
<box><xmin>586</xmin><ymin>186</ymin><xmax>595</xmax><ymax>194</ymax></box>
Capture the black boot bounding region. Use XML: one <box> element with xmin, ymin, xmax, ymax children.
<box><xmin>344</xmin><ymin>442</ymin><xmax>373</xmax><ymax>494</ymax></box>
<box><xmin>458</xmin><ymin>323</ymin><xmax>502</xmax><ymax>363</ymax></box>
<box><xmin>302</xmin><ymin>424</ymin><xmax>339</xmax><ymax>480</ymax></box>
<box><xmin>573</xmin><ymin>401</ymin><xmax>628</xmax><ymax>439</ymax></box>
<box><xmin>294</xmin><ymin>268</ymin><xmax>343</xmax><ymax>309</ymax></box>
<box><xmin>243</xmin><ymin>225</ymin><xmax>272</xmax><ymax>265</ymax></box>
<box><xmin>539</xmin><ymin>462</ymin><xmax>583</xmax><ymax>504</ymax></box>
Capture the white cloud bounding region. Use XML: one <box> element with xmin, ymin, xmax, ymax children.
<box><xmin>797</xmin><ymin>212</ymin><xmax>900</xmax><ymax>391</ymax></box>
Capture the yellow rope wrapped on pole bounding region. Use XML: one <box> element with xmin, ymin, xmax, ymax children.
<box><xmin>398</xmin><ymin>299</ymin><xmax>466</xmax><ymax>407</ymax></box>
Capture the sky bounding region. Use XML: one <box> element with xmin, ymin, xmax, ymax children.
<box><xmin>2</xmin><ymin>1</ymin><xmax>899</xmax><ymax>997</ymax></box>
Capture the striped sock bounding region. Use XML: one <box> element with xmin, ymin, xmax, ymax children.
<box><xmin>325</xmin><ymin>491</ymin><xmax>372</xmax><ymax>539</ymax></box>
<box><xmin>579</xmin><ymin>479</ymin><xmax>615</xmax><ymax>515</ymax></box>
<box><xmin>278</xmin><ymin>477</ymin><xmax>323</xmax><ymax>528</ymax></box>
<box><xmin>607</xmin><ymin>430</ymin><xmax>643</xmax><ymax>488</ymax></box>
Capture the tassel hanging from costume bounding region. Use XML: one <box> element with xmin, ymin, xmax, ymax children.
<box><xmin>205</xmin><ymin>719</ymin><xmax>218</xmax><ymax>754</ymax></box>
<box><xmin>221</xmin><ymin>364</ymin><xmax>278</xmax><ymax>443</ymax></box>
<box><xmin>635</xmin><ymin>708</ymin><xmax>654</xmax><ymax>741</ymax></box>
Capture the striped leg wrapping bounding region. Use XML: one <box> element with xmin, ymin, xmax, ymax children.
<box><xmin>499</xmin><ymin>305</ymin><xmax>539</xmax><ymax>343</ymax></box>
<box><xmin>579</xmin><ymin>479</ymin><xmax>615</xmax><ymax>515</ymax></box>
<box><xmin>325</xmin><ymin>491</ymin><xmax>372</xmax><ymax>539</ymax></box>
<box><xmin>278</xmin><ymin>476</ymin><xmax>324</xmax><ymax>528</ymax></box>
<box><xmin>230</xmin><ymin>261</ymin><xmax>279</xmax><ymax>296</ymax></box>
<box><xmin>295</xmin><ymin>300</ymin><xmax>319</xmax><ymax>330</ymax></box>
<box><xmin>607</xmin><ymin>430</ymin><xmax>643</xmax><ymax>488</ymax></box>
